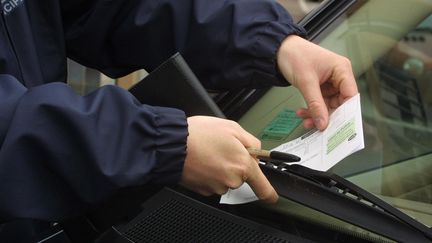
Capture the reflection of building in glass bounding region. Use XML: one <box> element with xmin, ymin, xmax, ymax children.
<box><xmin>403</xmin><ymin>27</ymin><xmax>432</xmax><ymax>111</ymax></box>
<box><xmin>374</xmin><ymin>60</ymin><xmax>426</xmax><ymax>125</ymax></box>
<box><xmin>382</xmin><ymin>16</ymin><xmax>432</xmax><ymax>125</ymax></box>
<box><xmin>363</xmin><ymin>14</ymin><xmax>432</xmax><ymax>170</ymax></box>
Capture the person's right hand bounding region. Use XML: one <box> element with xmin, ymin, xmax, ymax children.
<box><xmin>180</xmin><ymin>116</ymin><xmax>278</xmax><ymax>203</ymax></box>
<box><xmin>277</xmin><ymin>35</ymin><xmax>358</xmax><ymax>130</ymax></box>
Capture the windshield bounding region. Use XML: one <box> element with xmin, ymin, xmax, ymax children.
<box><xmin>238</xmin><ymin>0</ymin><xmax>432</xmax><ymax>229</ymax></box>
<box><xmin>277</xmin><ymin>0</ymin><xmax>325</xmax><ymax>22</ymax></box>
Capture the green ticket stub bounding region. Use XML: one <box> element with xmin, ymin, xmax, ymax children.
<box><xmin>260</xmin><ymin>109</ymin><xmax>302</xmax><ymax>141</ymax></box>
<box><xmin>327</xmin><ymin>119</ymin><xmax>356</xmax><ymax>154</ymax></box>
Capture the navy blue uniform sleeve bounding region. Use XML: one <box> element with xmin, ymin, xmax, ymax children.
<box><xmin>61</xmin><ymin>0</ymin><xmax>306</xmax><ymax>90</ymax></box>
<box><xmin>0</xmin><ymin>74</ymin><xmax>188</xmax><ymax>221</ymax></box>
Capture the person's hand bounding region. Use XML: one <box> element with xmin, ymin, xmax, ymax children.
<box><xmin>277</xmin><ymin>35</ymin><xmax>358</xmax><ymax>130</ymax></box>
<box><xmin>180</xmin><ymin>116</ymin><xmax>278</xmax><ymax>203</ymax></box>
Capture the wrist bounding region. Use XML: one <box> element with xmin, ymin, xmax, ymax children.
<box><xmin>276</xmin><ymin>35</ymin><xmax>306</xmax><ymax>86</ymax></box>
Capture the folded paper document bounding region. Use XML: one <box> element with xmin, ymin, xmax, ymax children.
<box><xmin>220</xmin><ymin>93</ymin><xmax>364</xmax><ymax>204</ymax></box>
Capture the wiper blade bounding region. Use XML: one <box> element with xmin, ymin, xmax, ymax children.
<box><xmin>260</xmin><ymin>163</ymin><xmax>432</xmax><ymax>243</ymax></box>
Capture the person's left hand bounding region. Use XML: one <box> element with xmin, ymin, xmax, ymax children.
<box><xmin>277</xmin><ymin>35</ymin><xmax>358</xmax><ymax>130</ymax></box>
<box><xmin>181</xmin><ymin>116</ymin><xmax>278</xmax><ymax>203</ymax></box>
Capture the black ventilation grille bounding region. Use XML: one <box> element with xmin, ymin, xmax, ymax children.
<box><xmin>119</xmin><ymin>189</ymin><xmax>298</xmax><ymax>243</ymax></box>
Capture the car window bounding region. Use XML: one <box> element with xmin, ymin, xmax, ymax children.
<box><xmin>278</xmin><ymin>0</ymin><xmax>325</xmax><ymax>22</ymax></box>
<box><xmin>67</xmin><ymin>59</ymin><xmax>147</xmax><ymax>94</ymax></box>
<box><xmin>239</xmin><ymin>0</ymin><xmax>432</xmax><ymax>228</ymax></box>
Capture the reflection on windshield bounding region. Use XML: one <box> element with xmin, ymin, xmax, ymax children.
<box><xmin>237</xmin><ymin>0</ymin><xmax>432</xmax><ymax>233</ymax></box>
<box><xmin>324</xmin><ymin>1</ymin><xmax>432</xmax><ymax>227</ymax></box>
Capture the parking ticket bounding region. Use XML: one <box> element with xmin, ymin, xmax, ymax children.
<box><xmin>220</xmin><ymin>93</ymin><xmax>364</xmax><ymax>204</ymax></box>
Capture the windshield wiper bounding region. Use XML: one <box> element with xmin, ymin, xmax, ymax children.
<box><xmin>260</xmin><ymin>163</ymin><xmax>432</xmax><ymax>243</ymax></box>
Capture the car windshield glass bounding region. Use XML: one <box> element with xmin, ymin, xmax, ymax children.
<box><xmin>238</xmin><ymin>0</ymin><xmax>432</xmax><ymax>228</ymax></box>
<box><xmin>278</xmin><ymin>0</ymin><xmax>325</xmax><ymax>22</ymax></box>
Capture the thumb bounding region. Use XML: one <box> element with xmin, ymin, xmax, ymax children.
<box><xmin>297</xmin><ymin>78</ymin><xmax>329</xmax><ymax>130</ymax></box>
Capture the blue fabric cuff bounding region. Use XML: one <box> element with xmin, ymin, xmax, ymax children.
<box><xmin>148</xmin><ymin>107</ymin><xmax>188</xmax><ymax>185</ymax></box>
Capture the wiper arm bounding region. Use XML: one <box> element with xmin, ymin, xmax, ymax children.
<box><xmin>260</xmin><ymin>163</ymin><xmax>432</xmax><ymax>243</ymax></box>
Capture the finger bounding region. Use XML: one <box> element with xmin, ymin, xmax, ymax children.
<box><xmin>231</xmin><ymin>122</ymin><xmax>261</xmax><ymax>149</ymax></box>
<box><xmin>214</xmin><ymin>186</ymin><xmax>230</xmax><ymax>196</ymax></box>
<box><xmin>296</xmin><ymin>109</ymin><xmax>317</xmax><ymax>129</ymax></box>
<box><xmin>331</xmin><ymin>59</ymin><xmax>358</xmax><ymax>99</ymax></box>
<box><xmin>297</xmin><ymin>96</ymin><xmax>332</xmax><ymax>118</ymax></box>
<box><xmin>246</xmin><ymin>158</ymin><xmax>278</xmax><ymax>203</ymax></box>
<box><xmin>328</xmin><ymin>95</ymin><xmax>342</xmax><ymax>109</ymax></box>
<box><xmin>321</xmin><ymin>82</ymin><xmax>339</xmax><ymax>97</ymax></box>
<box><xmin>336</xmin><ymin>78</ymin><xmax>358</xmax><ymax>101</ymax></box>
<box><xmin>195</xmin><ymin>188</ymin><xmax>213</xmax><ymax>197</ymax></box>
<box><xmin>296</xmin><ymin>108</ymin><xmax>310</xmax><ymax>119</ymax></box>
<box><xmin>296</xmin><ymin>77</ymin><xmax>329</xmax><ymax>130</ymax></box>
<box><xmin>302</xmin><ymin>118</ymin><xmax>315</xmax><ymax>129</ymax></box>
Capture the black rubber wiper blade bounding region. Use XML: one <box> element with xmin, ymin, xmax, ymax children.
<box><xmin>260</xmin><ymin>163</ymin><xmax>432</xmax><ymax>243</ymax></box>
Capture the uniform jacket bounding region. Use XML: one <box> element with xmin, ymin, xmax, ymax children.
<box><xmin>0</xmin><ymin>0</ymin><xmax>305</xmax><ymax>226</ymax></box>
